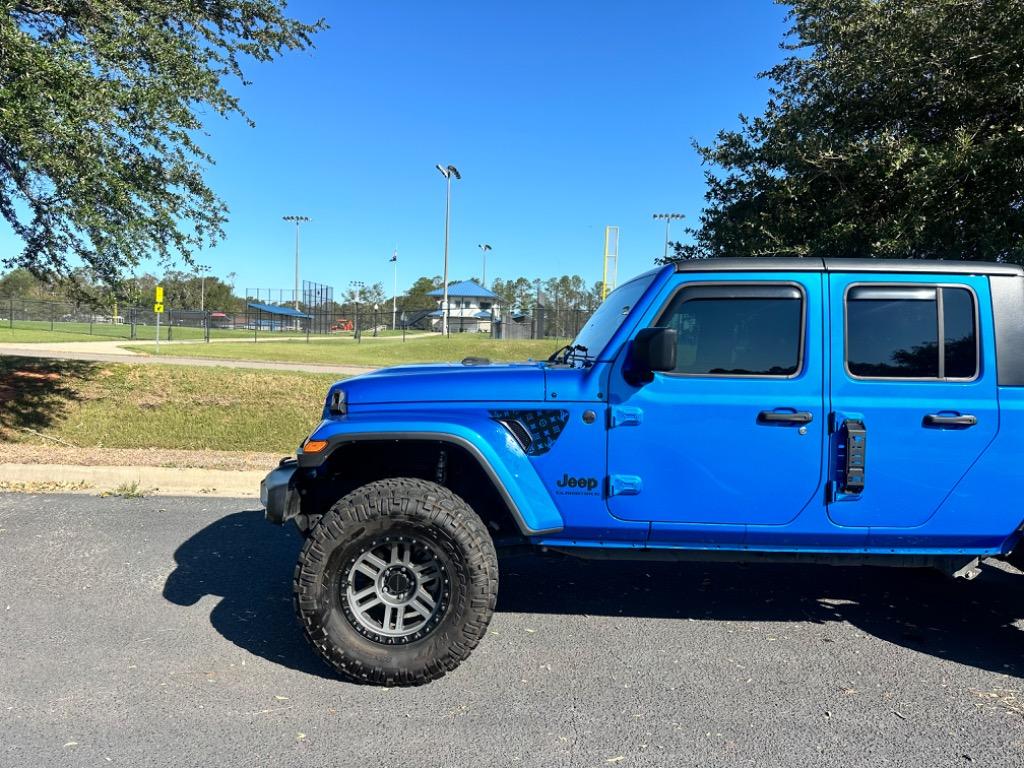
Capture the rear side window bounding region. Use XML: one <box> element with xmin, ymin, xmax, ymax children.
<box><xmin>656</xmin><ymin>284</ymin><xmax>804</xmax><ymax>377</ymax></box>
<box><xmin>845</xmin><ymin>285</ymin><xmax>978</xmax><ymax>380</ymax></box>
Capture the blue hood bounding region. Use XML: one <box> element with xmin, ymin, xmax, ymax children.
<box><xmin>333</xmin><ymin>362</ymin><xmax>548</xmax><ymax>406</ymax></box>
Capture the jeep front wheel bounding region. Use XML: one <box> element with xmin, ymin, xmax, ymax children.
<box><xmin>293</xmin><ymin>478</ymin><xmax>499</xmax><ymax>685</ymax></box>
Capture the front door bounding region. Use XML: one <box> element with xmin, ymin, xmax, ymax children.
<box><xmin>826</xmin><ymin>273</ymin><xmax>998</xmax><ymax>528</ymax></box>
<box><xmin>606</xmin><ymin>273</ymin><xmax>826</xmax><ymax>526</ymax></box>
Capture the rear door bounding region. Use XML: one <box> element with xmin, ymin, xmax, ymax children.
<box><xmin>826</xmin><ymin>273</ymin><xmax>998</xmax><ymax>528</ymax></box>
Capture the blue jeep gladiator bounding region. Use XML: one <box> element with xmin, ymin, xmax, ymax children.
<box><xmin>262</xmin><ymin>257</ymin><xmax>1024</xmax><ymax>685</ymax></box>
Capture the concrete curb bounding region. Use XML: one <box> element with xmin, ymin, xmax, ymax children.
<box><xmin>0</xmin><ymin>463</ymin><xmax>261</xmax><ymax>499</ymax></box>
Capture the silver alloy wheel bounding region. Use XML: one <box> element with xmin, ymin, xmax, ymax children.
<box><xmin>341</xmin><ymin>534</ymin><xmax>450</xmax><ymax>644</ymax></box>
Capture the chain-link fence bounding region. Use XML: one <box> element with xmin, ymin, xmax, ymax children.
<box><xmin>0</xmin><ymin>295</ymin><xmax>597</xmax><ymax>343</ymax></box>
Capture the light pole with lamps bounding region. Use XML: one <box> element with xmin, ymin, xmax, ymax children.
<box><xmin>349</xmin><ymin>280</ymin><xmax>365</xmax><ymax>341</ymax></box>
<box><xmin>477</xmin><ymin>243</ymin><xmax>492</xmax><ymax>288</ymax></box>
<box><xmin>197</xmin><ymin>264</ymin><xmax>210</xmax><ymax>313</ymax></box>
<box><xmin>652</xmin><ymin>213</ymin><xmax>684</xmax><ymax>261</ymax></box>
<box><xmin>282</xmin><ymin>215</ymin><xmax>311</xmax><ymax>315</ymax></box>
<box><xmin>435</xmin><ymin>164</ymin><xmax>461</xmax><ymax>336</ymax></box>
<box><xmin>390</xmin><ymin>248</ymin><xmax>398</xmax><ymax>330</ymax></box>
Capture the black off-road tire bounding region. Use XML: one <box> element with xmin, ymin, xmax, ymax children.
<box><xmin>293</xmin><ymin>478</ymin><xmax>499</xmax><ymax>685</ymax></box>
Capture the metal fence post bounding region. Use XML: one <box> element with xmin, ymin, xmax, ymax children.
<box><xmin>205</xmin><ymin>311</ymin><xmax>210</xmax><ymax>343</ymax></box>
<box><xmin>8</xmin><ymin>298</ymin><xmax>12</xmax><ymax>329</ymax></box>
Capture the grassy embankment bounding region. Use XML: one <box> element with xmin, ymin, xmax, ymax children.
<box><xmin>0</xmin><ymin>336</ymin><xmax>563</xmax><ymax>458</ymax></box>
<box><xmin>0</xmin><ymin>357</ymin><xmax>336</xmax><ymax>454</ymax></box>
<box><xmin>124</xmin><ymin>334</ymin><xmax>563</xmax><ymax>366</ymax></box>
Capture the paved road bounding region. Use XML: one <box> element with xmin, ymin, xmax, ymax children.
<box><xmin>0</xmin><ymin>342</ymin><xmax>374</xmax><ymax>375</ymax></box>
<box><xmin>2</xmin><ymin>494</ymin><xmax>1022</xmax><ymax>767</ymax></box>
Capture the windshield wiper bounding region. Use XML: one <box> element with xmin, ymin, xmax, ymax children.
<box><xmin>547</xmin><ymin>343</ymin><xmax>592</xmax><ymax>366</ymax></box>
<box><xmin>547</xmin><ymin>344</ymin><xmax>572</xmax><ymax>363</ymax></box>
<box><xmin>564</xmin><ymin>344</ymin><xmax>592</xmax><ymax>366</ymax></box>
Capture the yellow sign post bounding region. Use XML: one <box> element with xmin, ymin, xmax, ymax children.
<box><xmin>154</xmin><ymin>286</ymin><xmax>164</xmax><ymax>354</ymax></box>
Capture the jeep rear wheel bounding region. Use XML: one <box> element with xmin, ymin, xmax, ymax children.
<box><xmin>293</xmin><ymin>478</ymin><xmax>499</xmax><ymax>685</ymax></box>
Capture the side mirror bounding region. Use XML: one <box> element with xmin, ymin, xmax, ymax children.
<box><xmin>628</xmin><ymin>327</ymin><xmax>677</xmax><ymax>383</ymax></box>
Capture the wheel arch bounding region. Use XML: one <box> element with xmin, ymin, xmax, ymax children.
<box><xmin>297</xmin><ymin>430</ymin><xmax>564</xmax><ymax>539</ymax></box>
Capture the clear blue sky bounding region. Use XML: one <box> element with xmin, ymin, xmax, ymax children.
<box><xmin>5</xmin><ymin>1</ymin><xmax>792</xmax><ymax>295</ymax></box>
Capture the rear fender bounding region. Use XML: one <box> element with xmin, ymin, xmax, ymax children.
<box><xmin>297</xmin><ymin>412</ymin><xmax>564</xmax><ymax>536</ymax></box>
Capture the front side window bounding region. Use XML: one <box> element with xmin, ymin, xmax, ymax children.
<box><xmin>656</xmin><ymin>284</ymin><xmax>804</xmax><ymax>376</ymax></box>
<box><xmin>845</xmin><ymin>285</ymin><xmax>977</xmax><ymax>380</ymax></box>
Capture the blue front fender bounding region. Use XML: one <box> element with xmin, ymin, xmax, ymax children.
<box><xmin>298</xmin><ymin>411</ymin><xmax>564</xmax><ymax>536</ymax></box>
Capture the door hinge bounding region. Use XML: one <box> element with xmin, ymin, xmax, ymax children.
<box><xmin>608</xmin><ymin>474</ymin><xmax>643</xmax><ymax>496</ymax></box>
<box><xmin>609</xmin><ymin>406</ymin><xmax>643</xmax><ymax>428</ymax></box>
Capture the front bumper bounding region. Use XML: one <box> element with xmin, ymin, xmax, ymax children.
<box><xmin>260</xmin><ymin>458</ymin><xmax>300</xmax><ymax>524</ymax></box>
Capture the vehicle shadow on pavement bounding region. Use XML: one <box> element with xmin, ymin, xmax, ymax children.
<box><xmin>162</xmin><ymin>509</ymin><xmax>336</xmax><ymax>679</ymax></box>
<box><xmin>497</xmin><ymin>554</ymin><xmax>1024</xmax><ymax>679</ymax></box>
<box><xmin>163</xmin><ymin>510</ymin><xmax>1024</xmax><ymax>680</ymax></box>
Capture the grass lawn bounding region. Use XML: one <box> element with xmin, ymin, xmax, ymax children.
<box><xmin>0</xmin><ymin>357</ymin><xmax>337</xmax><ymax>453</ymax></box>
<box><xmin>0</xmin><ymin>321</ymin><xmax>310</xmax><ymax>343</ymax></box>
<box><xmin>123</xmin><ymin>334</ymin><xmax>565</xmax><ymax>366</ymax></box>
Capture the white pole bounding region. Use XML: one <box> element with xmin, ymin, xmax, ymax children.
<box><xmin>442</xmin><ymin>174</ymin><xmax>451</xmax><ymax>336</ymax></box>
<box><xmin>392</xmin><ymin>248</ymin><xmax>398</xmax><ymax>331</ymax></box>
<box><xmin>293</xmin><ymin>221</ymin><xmax>300</xmax><ymax>312</ymax></box>
<box><xmin>155</xmin><ymin>310</ymin><xmax>160</xmax><ymax>355</ymax></box>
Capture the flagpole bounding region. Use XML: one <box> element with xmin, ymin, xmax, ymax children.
<box><xmin>391</xmin><ymin>248</ymin><xmax>398</xmax><ymax>330</ymax></box>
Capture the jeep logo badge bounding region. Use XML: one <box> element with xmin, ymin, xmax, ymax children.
<box><xmin>556</xmin><ymin>473</ymin><xmax>599</xmax><ymax>494</ymax></box>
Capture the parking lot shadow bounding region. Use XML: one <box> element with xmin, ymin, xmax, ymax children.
<box><xmin>497</xmin><ymin>553</ymin><xmax>1024</xmax><ymax>678</ymax></box>
<box><xmin>164</xmin><ymin>510</ymin><xmax>1024</xmax><ymax>680</ymax></box>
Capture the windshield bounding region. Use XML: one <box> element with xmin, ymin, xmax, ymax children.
<box><xmin>566</xmin><ymin>272</ymin><xmax>658</xmax><ymax>363</ymax></box>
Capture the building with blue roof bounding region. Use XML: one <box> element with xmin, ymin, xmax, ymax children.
<box><xmin>425</xmin><ymin>280</ymin><xmax>501</xmax><ymax>332</ymax></box>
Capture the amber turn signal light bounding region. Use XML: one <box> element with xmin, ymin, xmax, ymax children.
<box><xmin>303</xmin><ymin>439</ymin><xmax>328</xmax><ymax>453</ymax></box>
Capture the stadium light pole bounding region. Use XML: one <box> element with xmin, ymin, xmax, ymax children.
<box><xmin>435</xmin><ymin>164</ymin><xmax>461</xmax><ymax>336</ymax></box>
<box><xmin>197</xmin><ymin>264</ymin><xmax>210</xmax><ymax>313</ymax></box>
<box><xmin>390</xmin><ymin>248</ymin><xmax>398</xmax><ymax>330</ymax></box>
<box><xmin>478</xmin><ymin>243</ymin><xmax>492</xmax><ymax>288</ymax></box>
<box><xmin>350</xmin><ymin>280</ymin><xmax>365</xmax><ymax>341</ymax></box>
<box><xmin>282</xmin><ymin>215</ymin><xmax>311</xmax><ymax>313</ymax></box>
<box><xmin>652</xmin><ymin>213</ymin><xmax>684</xmax><ymax>261</ymax></box>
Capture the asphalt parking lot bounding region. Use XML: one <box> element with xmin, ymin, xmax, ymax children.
<box><xmin>1</xmin><ymin>494</ymin><xmax>1022</xmax><ymax>767</ymax></box>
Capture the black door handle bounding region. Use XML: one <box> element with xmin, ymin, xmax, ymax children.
<box><xmin>923</xmin><ymin>413</ymin><xmax>977</xmax><ymax>428</ymax></box>
<box><xmin>758</xmin><ymin>410</ymin><xmax>813</xmax><ymax>425</ymax></box>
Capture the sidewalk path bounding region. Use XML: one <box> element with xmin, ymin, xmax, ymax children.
<box><xmin>0</xmin><ymin>340</ymin><xmax>375</xmax><ymax>375</ymax></box>
<box><xmin>0</xmin><ymin>462</ymin><xmax>261</xmax><ymax>498</ymax></box>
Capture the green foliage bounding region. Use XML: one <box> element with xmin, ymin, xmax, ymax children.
<box><xmin>398</xmin><ymin>275</ymin><xmax>443</xmax><ymax>310</ymax></box>
<box><xmin>150</xmin><ymin>270</ymin><xmax>241</xmax><ymax>311</ymax></box>
<box><xmin>0</xmin><ymin>266</ymin><xmax>49</xmax><ymax>298</ymax></box>
<box><xmin>0</xmin><ymin>2</ymin><xmax>325</xmax><ymax>284</ymax></box>
<box><xmin>490</xmin><ymin>276</ymin><xmax>535</xmax><ymax>310</ymax></box>
<box><xmin>681</xmin><ymin>0</ymin><xmax>1024</xmax><ymax>263</ymax></box>
<box><xmin>341</xmin><ymin>281</ymin><xmax>386</xmax><ymax>306</ymax></box>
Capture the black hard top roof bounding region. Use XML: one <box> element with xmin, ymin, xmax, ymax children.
<box><xmin>673</xmin><ymin>257</ymin><xmax>1023</xmax><ymax>277</ymax></box>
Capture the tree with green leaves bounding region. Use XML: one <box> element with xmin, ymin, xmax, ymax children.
<box><xmin>680</xmin><ymin>0</ymin><xmax>1024</xmax><ymax>263</ymax></box>
<box><xmin>0</xmin><ymin>1</ymin><xmax>324</xmax><ymax>288</ymax></box>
